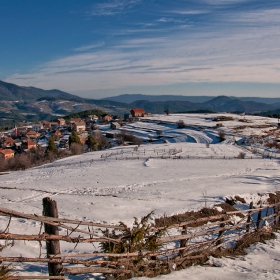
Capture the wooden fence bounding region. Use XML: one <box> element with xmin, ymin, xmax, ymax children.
<box><xmin>0</xmin><ymin>198</ymin><xmax>279</xmax><ymax>279</ymax></box>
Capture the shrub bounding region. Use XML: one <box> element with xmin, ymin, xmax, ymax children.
<box><xmin>164</xmin><ymin>109</ymin><xmax>170</xmax><ymax>115</ymax></box>
<box><xmin>69</xmin><ymin>131</ymin><xmax>81</xmax><ymax>145</ymax></box>
<box><xmin>86</xmin><ymin>134</ymin><xmax>99</xmax><ymax>151</ymax></box>
<box><xmin>101</xmin><ymin>212</ymin><xmax>165</xmax><ymax>255</ymax></box>
<box><xmin>156</xmin><ymin>130</ymin><xmax>163</xmax><ymax>138</ymax></box>
<box><xmin>118</xmin><ymin>130</ymin><xmax>143</xmax><ymax>146</ymax></box>
<box><xmin>6</xmin><ymin>154</ymin><xmax>32</xmax><ymax>171</ymax></box>
<box><xmin>213</xmin><ymin>116</ymin><xmax>234</xmax><ymax>122</ymax></box>
<box><xmin>94</xmin><ymin>130</ymin><xmax>110</xmax><ymax>150</ymax></box>
<box><xmin>177</xmin><ymin>120</ymin><xmax>185</xmax><ymax>129</ymax></box>
<box><xmin>70</xmin><ymin>143</ymin><xmax>82</xmax><ymax>155</ymax></box>
<box><xmin>45</xmin><ymin>136</ymin><xmax>58</xmax><ymax>155</ymax></box>
<box><xmin>237</xmin><ymin>152</ymin><xmax>246</xmax><ymax>159</ymax></box>
<box><xmin>0</xmin><ymin>158</ymin><xmax>7</xmax><ymax>172</ymax></box>
<box><xmin>218</xmin><ymin>130</ymin><xmax>225</xmax><ymax>142</ymax></box>
<box><xmin>0</xmin><ymin>243</ymin><xmax>12</xmax><ymax>279</ymax></box>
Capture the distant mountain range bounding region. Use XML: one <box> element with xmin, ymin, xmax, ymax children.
<box><xmin>0</xmin><ymin>80</ymin><xmax>80</xmax><ymax>101</ymax></box>
<box><xmin>102</xmin><ymin>93</ymin><xmax>280</xmax><ymax>105</ymax></box>
<box><xmin>0</xmin><ymin>80</ymin><xmax>280</xmax><ymax>126</ymax></box>
<box><xmin>127</xmin><ymin>96</ymin><xmax>275</xmax><ymax>114</ymax></box>
<box><xmin>0</xmin><ymin>80</ymin><xmax>130</xmax><ymax>126</ymax></box>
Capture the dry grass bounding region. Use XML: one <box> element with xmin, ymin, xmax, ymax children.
<box><xmin>155</xmin><ymin>207</ymin><xmax>221</xmax><ymax>228</ymax></box>
<box><xmin>234</xmin><ymin>195</ymin><xmax>246</xmax><ymax>204</ymax></box>
<box><xmin>155</xmin><ymin>203</ymin><xmax>244</xmax><ymax>228</ymax></box>
<box><xmin>267</xmin><ymin>191</ymin><xmax>280</xmax><ymax>204</ymax></box>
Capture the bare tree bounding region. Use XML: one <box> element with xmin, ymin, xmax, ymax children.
<box><xmin>164</xmin><ymin>109</ymin><xmax>170</xmax><ymax>115</ymax></box>
<box><xmin>70</xmin><ymin>143</ymin><xmax>83</xmax><ymax>155</ymax></box>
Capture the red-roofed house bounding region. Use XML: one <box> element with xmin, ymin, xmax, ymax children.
<box><xmin>100</xmin><ymin>114</ymin><xmax>112</xmax><ymax>122</ymax></box>
<box><xmin>130</xmin><ymin>108</ymin><xmax>146</xmax><ymax>117</ymax></box>
<box><xmin>21</xmin><ymin>140</ymin><xmax>37</xmax><ymax>150</ymax></box>
<box><xmin>3</xmin><ymin>137</ymin><xmax>16</xmax><ymax>148</ymax></box>
<box><xmin>57</xmin><ymin>118</ymin><xmax>66</xmax><ymax>126</ymax></box>
<box><xmin>0</xmin><ymin>149</ymin><xmax>14</xmax><ymax>160</ymax></box>
<box><xmin>70</xmin><ymin>118</ymin><xmax>83</xmax><ymax>123</ymax></box>
<box><xmin>26</xmin><ymin>130</ymin><xmax>39</xmax><ymax>139</ymax></box>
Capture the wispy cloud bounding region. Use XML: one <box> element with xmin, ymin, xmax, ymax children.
<box><xmin>90</xmin><ymin>0</ymin><xmax>141</xmax><ymax>16</ymax></box>
<box><xmin>169</xmin><ymin>10</ymin><xmax>209</xmax><ymax>15</ymax></box>
<box><xmin>200</xmin><ymin>0</ymin><xmax>251</xmax><ymax>5</ymax></box>
<box><xmin>5</xmin><ymin>2</ymin><xmax>280</xmax><ymax>96</ymax></box>
<box><xmin>156</xmin><ymin>17</ymin><xmax>187</xmax><ymax>24</ymax></box>
<box><xmin>74</xmin><ymin>42</ymin><xmax>105</xmax><ymax>52</ymax></box>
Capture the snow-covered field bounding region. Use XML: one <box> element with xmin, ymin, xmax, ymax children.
<box><xmin>1</xmin><ymin>113</ymin><xmax>280</xmax><ymax>279</ymax></box>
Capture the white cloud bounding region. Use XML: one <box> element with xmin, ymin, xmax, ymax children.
<box><xmin>169</xmin><ymin>10</ymin><xmax>209</xmax><ymax>15</ymax></box>
<box><xmin>200</xmin><ymin>0</ymin><xmax>252</xmax><ymax>5</ymax></box>
<box><xmin>6</xmin><ymin>4</ymin><xmax>280</xmax><ymax>94</ymax></box>
<box><xmin>74</xmin><ymin>42</ymin><xmax>105</xmax><ymax>52</ymax></box>
<box><xmin>90</xmin><ymin>0</ymin><xmax>141</xmax><ymax>16</ymax></box>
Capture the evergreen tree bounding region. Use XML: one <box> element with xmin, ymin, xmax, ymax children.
<box><xmin>69</xmin><ymin>131</ymin><xmax>81</xmax><ymax>146</ymax></box>
<box><xmin>86</xmin><ymin>134</ymin><xmax>99</xmax><ymax>151</ymax></box>
<box><xmin>46</xmin><ymin>136</ymin><xmax>58</xmax><ymax>154</ymax></box>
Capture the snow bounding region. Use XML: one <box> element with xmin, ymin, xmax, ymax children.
<box><xmin>137</xmin><ymin>233</ymin><xmax>280</xmax><ymax>280</ymax></box>
<box><xmin>1</xmin><ymin>113</ymin><xmax>280</xmax><ymax>279</ymax></box>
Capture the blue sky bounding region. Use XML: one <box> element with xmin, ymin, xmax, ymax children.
<box><xmin>1</xmin><ymin>0</ymin><xmax>280</xmax><ymax>99</ymax></box>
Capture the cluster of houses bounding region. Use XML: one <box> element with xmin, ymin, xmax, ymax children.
<box><xmin>0</xmin><ymin>108</ymin><xmax>149</xmax><ymax>161</ymax></box>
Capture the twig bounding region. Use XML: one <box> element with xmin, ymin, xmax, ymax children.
<box><xmin>3</xmin><ymin>215</ymin><xmax>12</xmax><ymax>233</ymax></box>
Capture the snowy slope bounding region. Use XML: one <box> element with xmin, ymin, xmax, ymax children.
<box><xmin>1</xmin><ymin>113</ymin><xmax>280</xmax><ymax>279</ymax></box>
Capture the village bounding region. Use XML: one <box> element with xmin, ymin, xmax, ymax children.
<box><xmin>0</xmin><ymin>108</ymin><xmax>150</xmax><ymax>165</ymax></box>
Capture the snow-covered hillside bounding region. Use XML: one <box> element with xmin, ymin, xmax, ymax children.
<box><xmin>1</xmin><ymin>113</ymin><xmax>280</xmax><ymax>279</ymax></box>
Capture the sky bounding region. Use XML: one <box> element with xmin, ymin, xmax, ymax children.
<box><xmin>1</xmin><ymin>0</ymin><xmax>280</xmax><ymax>99</ymax></box>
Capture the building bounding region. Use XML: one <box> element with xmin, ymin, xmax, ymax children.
<box><xmin>51</xmin><ymin>130</ymin><xmax>62</xmax><ymax>139</ymax></box>
<box><xmin>85</xmin><ymin>115</ymin><xmax>98</xmax><ymax>123</ymax></box>
<box><xmin>26</xmin><ymin>130</ymin><xmax>39</xmax><ymax>139</ymax></box>
<box><xmin>130</xmin><ymin>108</ymin><xmax>146</xmax><ymax>117</ymax></box>
<box><xmin>111</xmin><ymin>122</ymin><xmax>121</xmax><ymax>130</ymax></box>
<box><xmin>32</xmin><ymin>123</ymin><xmax>43</xmax><ymax>132</ymax></box>
<box><xmin>3</xmin><ymin>137</ymin><xmax>16</xmax><ymax>148</ymax></box>
<box><xmin>70</xmin><ymin>118</ymin><xmax>83</xmax><ymax>123</ymax></box>
<box><xmin>21</xmin><ymin>140</ymin><xmax>37</xmax><ymax>150</ymax></box>
<box><xmin>78</xmin><ymin>132</ymin><xmax>88</xmax><ymax>145</ymax></box>
<box><xmin>43</xmin><ymin>122</ymin><xmax>51</xmax><ymax>129</ymax></box>
<box><xmin>57</xmin><ymin>118</ymin><xmax>66</xmax><ymax>126</ymax></box>
<box><xmin>100</xmin><ymin>114</ymin><xmax>112</xmax><ymax>122</ymax></box>
<box><xmin>73</xmin><ymin>121</ymin><xmax>86</xmax><ymax>132</ymax></box>
<box><xmin>0</xmin><ymin>149</ymin><xmax>14</xmax><ymax>160</ymax></box>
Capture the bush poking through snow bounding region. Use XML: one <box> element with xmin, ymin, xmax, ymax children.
<box><xmin>237</xmin><ymin>152</ymin><xmax>246</xmax><ymax>159</ymax></box>
<box><xmin>0</xmin><ymin>244</ymin><xmax>12</xmax><ymax>280</ymax></box>
<box><xmin>100</xmin><ymin>211</ymin><xmax>165</xmax><ymax>255</ymax></box>
<box><xmin>218</xmin><ymin>130</ymin><xmax>226</xmax><ymax>142</ymax></box>
<box><xmin>177</xmin><ymin>120</ymin><xmax>185</xmax><ymax>129</ymax></box>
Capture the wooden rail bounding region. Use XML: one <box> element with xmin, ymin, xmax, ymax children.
<box><xmin>1</xmin><ymin>198</ymin><xmax>279</xmax><ymax>279</ymax></box>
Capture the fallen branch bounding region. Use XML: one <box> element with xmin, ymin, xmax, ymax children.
<box><xmin>0</xmin><ymin>232</ymin><xmax>119</xmax><ymax>244</ymax></box>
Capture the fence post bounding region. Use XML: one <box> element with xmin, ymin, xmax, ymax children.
<box><xmin>180</xmin><ymin>225</ymin><xmax>188</xmax><ymax>256</ymax></box>
<box><xmin>256</xmin><ymin>204</ymin><xmax>263</xmax><ymax>230</ymax></box>
<box><xmin>273</xmin><ymin>200</ymin><xmax>277</xmax><ymax>227</ymax></box>
<box><xmin>216</xmin><ymin>216</ymin><xmax>225</xmax><ymax>249</ymax></box>
<box><xmin>246</xmin><ymin>202</ymin><xmax>253</xmax><ymax>233</ymax></box>
<box><xmin>43</xmin><ymin>197</ymin><xmax>63</xmax><ymax>276</ymax></box>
